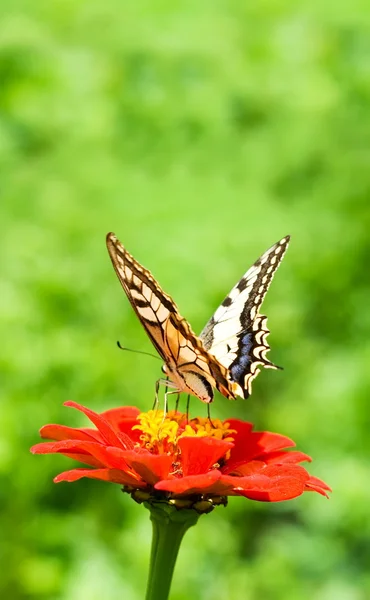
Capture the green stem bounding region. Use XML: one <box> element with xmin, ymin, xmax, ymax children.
<box><xmin>144</xmin><ymin>501</ymin><xmax>200</xmax><ymax>600</ymax></box>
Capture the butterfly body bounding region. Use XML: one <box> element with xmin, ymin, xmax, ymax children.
<box><xmin>106</xmin><ymin>233</ymin><xmax>290</xmax><ymax>403</ymax></box>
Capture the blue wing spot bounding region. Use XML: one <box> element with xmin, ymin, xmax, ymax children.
<box><xmin>241</xmin><ymin>333</ymin><xmax>253</xmax><ymax>351</ymax></box>
<box><xmin>230</xmin><ymin>333</ymin><xmax>253</xmax><ymax>384</ymax></box>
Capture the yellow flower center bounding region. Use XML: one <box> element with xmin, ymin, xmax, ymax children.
<box><xmin>133</xmin><ymin>410</ymin><xmax>236</xmax><ymax>454</ymax></box>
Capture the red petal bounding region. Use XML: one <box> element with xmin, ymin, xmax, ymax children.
<box><xmin>119</xmin><ymin>450</ymin><xmax>173</xmax><ymax>485</ymax></box>
<box><xmin>155</xmin><ymin>470</ymin><xmax>233</xmax><ymax>496</ymax></box>
<box><xmin>226</xmin><ymin>459</ymin><xmax>267</xmax><ymax>476</ymax></box>
<box><xmin>224</xmin><ymin>420</ymin><xmax>296</xmax><ymax>473</ymax></box>
<box><xmin>305</xmin><ymin>476</ymin><xmax>332</xmax><ymax>497</ymax></box>
<box><xmin>31</xmin><ymin>440</ymin><xmax>94</xmax><ymax>455</ymax></box>
<box><xmin>178</xmin><ymin>437</ymin><xmax>234</xmax><ymax>476</ymax></box>
<box><xmin>31</xmin><ymin>440</ymin><xmax>135</xmax><ymax>474</ymax></box>
<box><xmin>101</xmin><ymin>406</ymin><xmax>140</xmax><ymax>421</ymax></box>
<box><xmin>78</xmin><ymin>428</ymin><xmax>105</xmax><ymax>442</ymax></box>
<box><xmin>225</xmin><ymin>419</ymin><xmax>254</xmax><ymax>436</ymax></box>
<box><xmin>100</xmin><ymin>407</ymin><xmax>142</xmax><ymax>444</ymax></box>
<box><xmin>262</xmin><ymin>450</ymin><xmax>312</xmax><ymax>465</ymax></box>
<box><xmin>62</xmin><ymin>453</ymin><xmax>103</xmax><ymax>467</ymax></box>
<box><xmin>64</xmin><ymin>401</ymin><xmax>132</xmax><ymax>449</ymax></box>
<box><xmin>39</xmin><ymin>424</ymin><xmax>103</xmax><ymax>443</ymax></box>
<box><xmin>249</xmin><ymin>431</ymin><xmax>296</xmax><ymax>454</ymax></box>
<box><xmin>54</xmin><ymin>468</ymin><xmax>145</xmax><ymax>486</ymax></box>
<box><xmin>31</xmin><ymin>441</ymin><xmax>106</xmax><ymax>468</ymax></box>
<box><xmin>221</xmin><ymin>464</ymin><xmax>310</xmax><ymax>502</ymax></box>
<box><xmin>238</xmin><ymin>476</ymin><xmax>306</xmax><ymax>502</ymax></box>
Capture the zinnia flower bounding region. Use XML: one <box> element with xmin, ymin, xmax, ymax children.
<box><xmin>31</xmin><ymin>401</ymin><xmax>330</xmax><ymax>510</ymax></box>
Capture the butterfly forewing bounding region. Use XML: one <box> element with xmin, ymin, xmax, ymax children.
<box><xmin>106</xmin><ymin>234</ymin><xmax>174</xmax><ymax>361</ymax></box>
<box><xmin>106</xmin><ymin>233</ymin><xmax>236</xmax><ymax>403</ymax></box>
<box><xmin>200</xmin><ymin>236</ymin><xmax>290</xmax><ymax>398</ymax></box>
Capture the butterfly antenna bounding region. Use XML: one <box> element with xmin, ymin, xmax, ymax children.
<box><xmin>117</xmin><ymin>341</ymin><xmax>161</xmax><ymax>361</ymax></box>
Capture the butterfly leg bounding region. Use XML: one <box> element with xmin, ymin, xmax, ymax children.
<box><xmin>163</xmin><ymin>389</ymin><xmax>182</xmax><ymax>419</ymax></box>
<box><xmin>154</xmin><ymin>378</ymin><xmax>179</xmax><ymax>413</ymax></box>
<box><xmin>153</xmin><ymin>379</ymin><xmax>161</xmax><ymax>411</ymax></box>
<box><xmin>207</xmin><ymin>403</ymin><xmax>215</xmax><ymax>427</ymax></box>
<box><xmin>185</xmin><ymin>394</ymin><xmax>191</xmax><ymax>422</ymax></box>
<box><xmin>174</xmin><ymin>393</ymin><xmax>180</xmax><ymax>414</ymax></box>
<box><xmin>153</xmin><ymin>377</ymin><xmax>171</xmax><ymax>410</ymax></box>
<box><xmin>156</xmin><ymin>389</ymin><xmax>182</xmax><ymax>439</ymax></box>
<box><xmin>163</xmin><ymin>389</ymin><xmax>168</xmax><ymax>419</ymax></box>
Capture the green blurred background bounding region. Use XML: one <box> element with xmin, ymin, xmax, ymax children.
<box><xmin>1</xmin><ymin>1</ymin><xmax>369</xmax><ymax>599</ymax></box>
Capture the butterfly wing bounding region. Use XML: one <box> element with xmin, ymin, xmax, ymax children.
<box><xmin>200</xmin><ymin>236</ymin><xmax>290</xmax><ymax>398</ymax></box>
<box><xmin>106</xmin><ymin>232</ymin><xmax>176</xmax><ymax>362</ymax></box>
<box><xmin>106</xmin><ymin>233</ymin><xmax>236</xmax><ymax>403</ymax></box>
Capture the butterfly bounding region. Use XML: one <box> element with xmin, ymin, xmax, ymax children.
<box><xmin>106</xmin><ymin>233</ymin><xmax>290</xmax><ymax>403</ymax></box>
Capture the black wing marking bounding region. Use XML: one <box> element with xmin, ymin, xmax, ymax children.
<box><xmin>200</xmin><ymin>236</ymin><xmax>290</xmax><ymax>398</ymax></box>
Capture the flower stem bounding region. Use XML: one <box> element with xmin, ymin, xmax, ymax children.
<box><xmin>144</xmin><ymin>501</ymin><xmax>200</xmax><ymax>600</ymax></box>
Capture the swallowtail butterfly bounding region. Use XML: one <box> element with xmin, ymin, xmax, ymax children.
<box><xmin>106</xmin><ymin>233</ymin><xmax>290</xmax><ymax>403</ymax></box>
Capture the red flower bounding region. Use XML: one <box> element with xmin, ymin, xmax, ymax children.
<box><xmin>31</xmin><ymin>402</ymin><xmax>330</xmax><ymax>504</ymax></box>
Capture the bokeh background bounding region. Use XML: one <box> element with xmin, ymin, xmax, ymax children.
<box><xmin>1</xmin><ymin>2</ymin><xmax>370</xmax><ymax>599</ymax></box>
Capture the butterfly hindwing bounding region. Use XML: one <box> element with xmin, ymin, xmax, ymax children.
<box><xmin>200</xmin><ymin>236</ymin><xmax>290</xmax><ymax>398</ymax></box>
